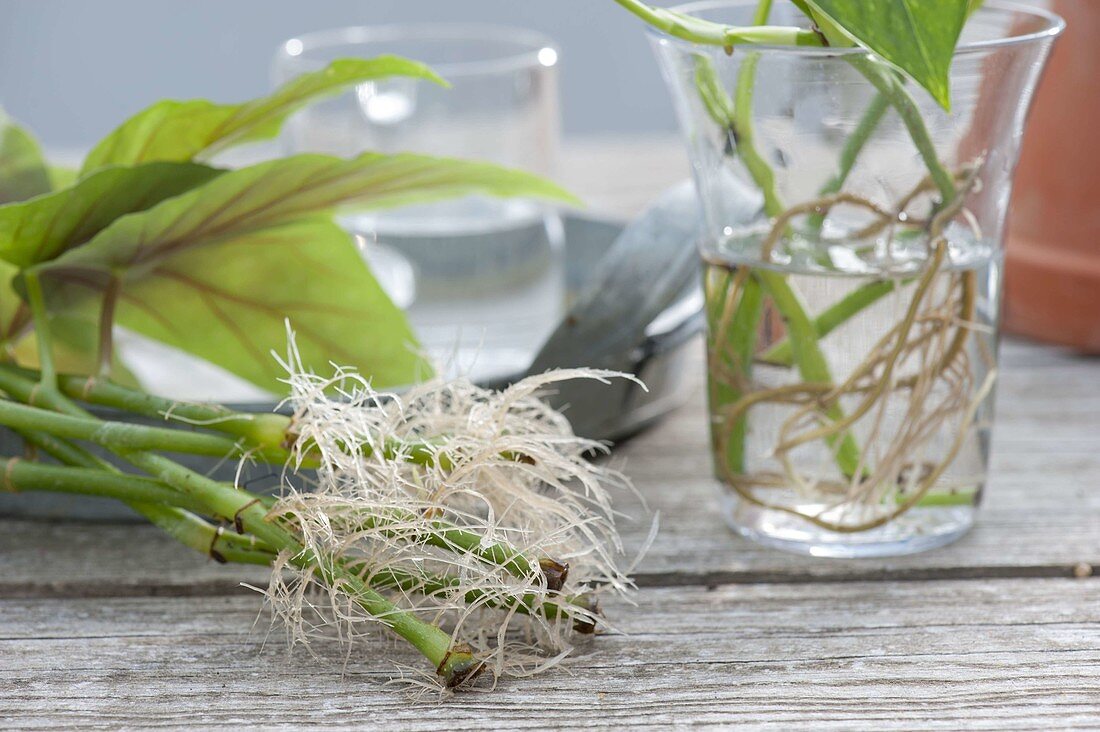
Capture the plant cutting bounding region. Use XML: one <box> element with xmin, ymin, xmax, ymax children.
<box><xmin>613</xmin><ymin>0</ymin><xmax>1061</xmax><ymax>555</ymax></box>
<box><xmin>0</xmin><ymin>58</ymin><xmax>639</xmax><ymax>688</ymax></box>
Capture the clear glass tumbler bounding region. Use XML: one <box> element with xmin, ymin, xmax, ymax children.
<box><xmin>273</xmin><ymin>24</ymin><xmax>563</xmax><ymax>382</ymax></box>
<box><xmin>649</xmin><ymin>1</ymin><xmax>1063</xmax><ymax>556</ymax></box>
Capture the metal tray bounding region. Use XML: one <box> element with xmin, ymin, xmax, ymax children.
<box><xmin>0</xmin><ymin>212</ymin><xmax>704</xmax><ymax>521</ymax></box>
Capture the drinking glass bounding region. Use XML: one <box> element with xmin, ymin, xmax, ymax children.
<box><xmin>273</xmin><ymin>24</ymin><xmax>562</xmax><ymax>382</ymax></box>
<box><xmin>648</xmin><ymin>0</ymin><xmax>1063</xmax><ymax>556</ymax></box>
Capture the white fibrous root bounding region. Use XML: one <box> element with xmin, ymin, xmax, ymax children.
<box><xmin>261</xmin><ymin>340</ymin><xmax>640</xmax><ymax>683</ymax></box>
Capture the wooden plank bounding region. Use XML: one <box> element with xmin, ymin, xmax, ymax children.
<box><xmin>2</xmin><ymin>578</ymin><xmax>1098</xmax><ymax>728</ymax></box>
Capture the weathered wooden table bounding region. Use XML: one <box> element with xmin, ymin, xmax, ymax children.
<box><xmin>3</xmin><ymin>139</ymin><xmax>1099</xmax><ymax>729</ymax></box>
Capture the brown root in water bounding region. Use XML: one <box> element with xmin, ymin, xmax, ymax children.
<box><xmin>710</xmin><ymin>164</ymin><xmax>994</xmax><ymax>532</ymax></box>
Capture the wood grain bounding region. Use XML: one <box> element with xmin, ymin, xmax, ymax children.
<box><xmin>2</xmin><ymin>579</ymin><xmax>1098</xmax><ymax>729</ymax></box>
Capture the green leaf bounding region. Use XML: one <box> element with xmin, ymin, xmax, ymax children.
<box><xmin>0</xmin><ymin>260</ymin><xmax>28</xmax><ymax>347</ymax></box>
<box><xmin>0</xmin><ymin>162</ymin><xmax>223</xmax><ymax>268</ymax></box>
<box><xmin>48</xmin><ymin>165</ymin><xmax>79</xmax><ymax>191</ymax></box>
<box><xmin>801</xmin><ymin>0</ymin><xmax>969</xmax><ymax>109</ymax></box>
<box><xmin>0</xmin><ymin>258</ymin><xmax>135</xmax><ymax>385</ymax></box>
<box><xmin>80</xmin><ymin>56</ymin><xmax>445</xmax><ymax>175</ymax></box>
<box><xmin>43</xmin><ymin>152</ymin><xmax>577</xmax><ymax>276</ymax></box>
<box><xmin>0</xmin><ymin>116</ymin><xmax>52</xmax><ymax>204</ymax></box>
<box><xmin>35</xmin><ymin>152</ymin><xmax>575</xmax><ymax>389</ymax></box>
<box><xmin>110</xmin><ymin>218</ymin><xmax>422</xmax><ymax>392</ymax></box>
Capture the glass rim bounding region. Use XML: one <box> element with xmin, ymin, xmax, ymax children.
<box><xmin>274</xmin><ymin>23</ymin><xmax>560</xmax><ymax>78</ymax></box>
<box><xmin>650</xmin><ymin>0</ymin><xmax>1065</xmax><ymax>56</ymax></box>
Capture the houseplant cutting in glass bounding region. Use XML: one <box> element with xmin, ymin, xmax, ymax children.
<box><xmin>0</xmin><ymin>58</ymin><xmax>638</xmax><ymax>689</ymax></box>
<box><xmin>613</xmin><ymin>0</ymin><xmax>1063</xmax><ymax>556</ymax></box>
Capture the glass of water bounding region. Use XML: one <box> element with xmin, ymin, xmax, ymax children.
<box><xmin>648</xmin><ymin>0</ymin><xmax>1061</xmax><ymax>557</ymax></box>
<box><xmin>273</xmin><ymin>24</ymin><xmax>563</xmax><ymax>382</ymax></box>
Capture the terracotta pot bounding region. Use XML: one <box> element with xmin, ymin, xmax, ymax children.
<box><xmin>1004</xmin><ymin>0</ymin><xmax>1100</xmax><ymax>351</ymax></box>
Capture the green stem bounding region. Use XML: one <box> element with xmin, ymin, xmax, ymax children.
<box><xmin>908</xmin><ymin>487</ymin><xmax>978</xmax><ymax>508</ymax></box>
<box><xmin>14</xmin><ymin>427</ymin><xmax>113</xmax><ymax>472</ymax></box>
<box><xmin>732</xmin><ymin>55</ymin><xmax>783</xmax><ymax>217</ymax></box>
<box><xmin>1</xmin><ymin>456</ymin><xmax>206</xmax><ymax>511</ymax></box>
<box><xmin>663</xmin><ymin>3</ymin><xmax>960</xmax><ymax>481</ymax></box>
<box><xmin>370</xmin><ymin>568</ymin><xmax>599</xmax><ymax>633</ymax></box>
<box><xmin>0</xmin><ymin>365</ymin><xmax>476</xmax><ymax>683</ymax></box>
<box><xmin>702</xmin><ymin>0</ymin><xmax>771</xmax><ymax>477</ymax></box>
<box><xmin>0</xmin><ymin>398</ymin><xmax>267</xmax><ymax>459</ymax></box>
<box><xmin>756</xmin><ymin>270</ymin><xmax>863</xmax><ymax>475</ymax></box>
<box><xmin>759</xmin><ymin>279</ymin><xmax>901</xmax><ymax>366</ymax></box>
<box><xmin>620</xmin><ymin>0</ymin><xmax>955</xmax><ymax>204</ymax></box>
<box><xmin>22</xmin><ymin>269</ymin><xmax>56</xmax><ymax>391</ymax></box>
<box><xmin>1</xmin><ymin>365</ymin><xmax>471</xmax><ymax>471</ymax></box>
<box><xmin>712</xmin><ymin>273</ymin><xmax>764</xmax><ymax>475</ymax></box>
<box><xmin>1</xmin><ymin>457</ymin><xmax>276</xmax><ymax>564</ymax></box>
<box><xmin>823</xmin><ymin>93</ymin><xmax>891</xmax><ymax>198</ymax></box>
<box><xmin>807</xmin><ymin>92</ymin><xmax>891</xmax><ymax>231</ymax></box>
<box><xmin>47</xmin><ymin>369</ymin><xmax>291</xmax><ymax>448</ymax></box>
<box><xmin>0</xmin><ymin>366</ymin><xmax>253</xmax><ymax>557</ymax></box>
<box><xmin>9</xmin><ymin>416</ymin><xmax>273</xmax><ymax>565</ymax></box>
<box><xmin>2</xmin><ymin>440</ymin><xmax>553</xmax><ymax>677</ymax></box>
<box><xmin>850</xmin><ymin>58</ymin><xmax>956</xmax><ymax>202</ymax></box>
<box><xmin>691</xmin><ymin>0</ymin><xmax>863</xmax><ymax>478</ymax></box>
<box><xmin>363</xmin><ymin>510</ymin><xmax>539</xmax><ymax>581</ymax></box>
<box><xmin>2</xmin><ymin>365</ymin><xmax>545</xmax><ymax>584</ymax></box>
<box><xmin>732</xmin><ymin>16</ymin><xmax>863</xmax><ymax>475</ymax></box>
<box><xmin>613</xmin><ymin>0</ymin><xmax>820</xmax><ymax>46</ymax></box>
<box><xmin>708</xmin><ymin>268</ymin><xmax>761</xmax><ymax>473</ymax></box>
<box><xmin>122</xmin><ymin>449</ymin><xmax>478</xmax><ymax>685</ymax></box>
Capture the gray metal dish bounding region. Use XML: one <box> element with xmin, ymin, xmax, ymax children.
<box><xmin>0</xmin><ymin>209</ymin><xmax>704</xmax><ymax>521</ymax></box>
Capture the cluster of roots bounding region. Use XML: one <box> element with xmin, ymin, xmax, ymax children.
<box><xmin>257</xmin><ymin>342</ymin><xmax>638</xmax><ymax>686</ymax></box>
<box><xmin>708</xmin><ymin>164</ymin><xmax>997</xmax><ymax>532</ymax></box>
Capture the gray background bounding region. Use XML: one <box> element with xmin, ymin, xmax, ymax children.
<box><xmin>0</xmin><ymin>0</ymin><xmax>677</xmax><ymax>150</ymax></box>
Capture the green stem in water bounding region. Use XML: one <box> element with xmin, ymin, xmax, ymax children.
<box><xmin>695</xmin><ymin>6</ymin><xmax>864</xmax><ymax>477</ymax></box>
<box><xmin>758</xmin><ymin>279</ymin><xmax>901</xmax><ymax>367</ymax></box>
<box><xmin>756</xmin><ymin>269</ymin><xmax>863</xmax><ymax>475</ymax></box>
<box><xmin>699</xmin><ymin>0</ymin><xmax>771</xmax><ymax>477</ymax></box>
<box><xmin>706</xmin><ymin>268</ymin><xmax>764</xmax><ymax>475</ymax></box>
